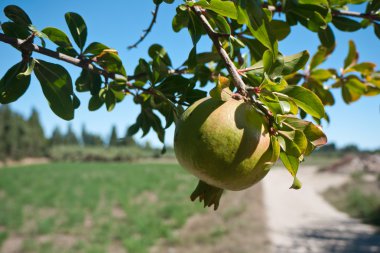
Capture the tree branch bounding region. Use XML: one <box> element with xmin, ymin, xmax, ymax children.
<box><xmin>332</xmin><ymin>9</ymin><xmax>380</xmax><ymax>22</ymax></box>
<box><xmin>0</xmin><ymin>32</ymin><xmax>188</xmax><ymax>83</ymax></box>
<box><xmin>0</xmin><ymin>32</ymin><xmax>127</xmax><ymax>80</ymax></box>
<box><xmin>264</xmin><ymin>4</ymin><xmax>380</xmax><ymax>22</ymax></box>
<box><xmin>127</xmin><ymin>4</ymin><xmax>160</xmax><ymax>50</ymax></box>
<box><xmin>192</xmin><ymin>6</ymin><xmax>247</xmax><ymax>94</ymax></box>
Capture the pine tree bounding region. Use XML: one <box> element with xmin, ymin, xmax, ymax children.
<box><xmin>121</xmin><ymin>127</ymin><xmax>137</xmax><ymax>147</ymax></box>
<box><xmin>109</xmin><ymin>125</ymin><xmax>118</xmax><ymax>147</ymax></box>
<box><xmin>64</xmin><ymin>124</ymin><xmax>79</xmax><ymax>145</ymax></box>
<box><xmin>26</xmin><ymin>108</ymin><xmax>47</xmax><ymax>156</ymax></box>
<box><xmin>81</xmin><ymin>125</ymin><xmax>104</xmax><ymax>146</ymax></box>
<box><xmin>50</xmin><ymin>126</ymin><xmax>64</xmax><ymax>146</ymax></box>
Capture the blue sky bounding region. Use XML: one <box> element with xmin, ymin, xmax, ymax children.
<box><xmin>0</xmin><ymin>1</ymin><xmax>379</xmax><ymax>150</ymax></box>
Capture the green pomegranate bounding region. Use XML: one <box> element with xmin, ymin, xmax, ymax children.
<box><xmin>174</xmin><ymin>97</ymin><xmax>277</xmax><ymax>208</ymax></box>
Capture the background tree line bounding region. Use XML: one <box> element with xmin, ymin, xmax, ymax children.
<box><xmin>0</xmin><ymin>106</ymin><xmax>142</xmax><ymax>161</ymax></box>
<box><xmin>0</xmin><ymin>105</ymin><xmax>376</xmax><ymax>161</ymax></box>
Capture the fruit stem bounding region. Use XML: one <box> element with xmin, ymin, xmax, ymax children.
<box><xmin>190</xmin><ymin>180</ymin><xmax>224</xmax><ymax>210</ymax></box>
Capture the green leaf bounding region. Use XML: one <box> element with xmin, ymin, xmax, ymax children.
<box><xmin>302</xmin><ymin>78</ymin><xmax>335</xmax><ymax>106</ymax></box>
<box><xmin>83</xmin><ymin>42</ymin><xmax>110</xmax><ymax>55</ymax></box>
<box><xmin>374</xmin><ymin>22</ymin><xmax>380</xmax><ymax>40</ymax></box>
<box><xmin>310</xmin><ymin>46</ymin><xmax>327</xmax><ymax>70</ymax></box>
<box><xmin>279</xmin><ymin>152</ymin><xmax>302</xmax><ymax>189</ymax></box>
<box><xmin>318</xmin><ymin>25</ymin><xmax>335</xmax><ymax>49</ymax></box>
<box><xmin>310</xmin><ymin>69</ymin><xmax>334</xmax><ymax>81</ymax></box>
<box><xmin>188</xmin><ymin>11</ymin><xmax>204</xmax><ymax>45</ymax></box>
<box><xmin>278</xmin><ymin>129</ymin><xmax>308</xmax><ymax>157</ymax></box>
<box><xmin>105</xmin><ymin>89</ymin><xmax>116</xmax><ymax>112</ymax></box>
<box><xmin>65</xmin><ymin>12</ymin><xmax>87</xmax><ymax>51</ymax></box>
<box><xmin>183</xmin><ymin>52</ymin><xmax>221</xmax><ymax>66</ymax></box>
<box><xmin>185</xmin><ymin>89</ymin><xmax>207</xmax><ymax>104</ymax></box>
<box><xmin>263</xmin><ymin>50</ymin><xmax>274</xmax><ymax>74</ymax></box>
<box><xmin>0</xmin><ymin>61</ymin><xmax>31</xmax><ymax>103</ymax></box>
<box><xmin>210</xmin><ymin>76</ymin><xmax>232</xmax><ymax>101</ymax></box>
<box><xmin>281</xmin><ymin>85</ymin><xmax>325</xmax><ymax>119</ymax></box>
<box><xmin>366</xmin><ymin>0</ymin><xmax>380</xmax><ymax>13</ymax></box>
<box><xmin>270</xmin><ymin>20</ymin><xmax>291</xmax><ymax>41</ymax></box>
<box><xmin>147</xmin><ymin>111</ymin><xmax>165</xmax><ymax>143</ymax></box>
<box><xmin>207</xmin><ymin>11</ymin><xmax>231</xmax><ymax>34</ymax></box>
<box><xmin>332</xmin><ymin>16</ymin><xmax>362</xmax><ymax>32</ymax></box>
<box><xmin>236</xmin><ymin>0</ymin><xmax>278</xmax><ymax>57</ymax></box>
<box><xmin>265</xmin><ymin>51</ymin><xmax>284</xmax><ymax>78</ymax></box>
<box><xmin>259</xmin><ymin>92</ymin><xmax>283</xmax><ymax>115</ymax></box>
<box><xmin>17</xmin><ymin>58</ymin><xmax>36</xmax><ymax>78</ymax></box>
<box><xmin>96</xmin><ymin>51</ymin><xmax>127</xmax><ymax>76</ymax></box>
<box><xmin>42</xmin><ymin>27</ymin><xmax>73</xmax><ymax>49</ymax></box>
<box><xmin>270</xmin><ymin>135</ymin><xmax>281</xmax><ymax>162</ymax></box>
<box><xmin>342</xmin><ymin>76</ymin><xmax>367</xmax><ymax>103</ymax></box>
<box><xmin>88</xmin><ymin>95</ymin><xmax>104</xmax><ymax>111</ymax></box>
<box><xmin>127</xmin><ymin>122</ymin><xmax>140</xmax><ymax>137</ymax></box>
<box><xmin>261</xmin><ymin>74</ymin><xmax>288</xmax><ymax>92</ymax></box>
<box><xmin>308</xmin><ymin>11</ymin><xmax>327</xmax><ymax>32</ymax></box>
<box><xmin>304</xmin><ymin>123</ymin><xmax>327</xmax><ymax>147</ymax></box>
<box><xmin>34</xmin><ymin>59</ymin><xmax>74</xmax><ymax>120</ymax></box>
<box><xmin>73</xmin><ymin>94</ymin><xmax>80</xmax><ymax>109</ymax></box>
<box><xmin>4</xmin><ymin>5</ymin><xmax>32</xmax><ymax>26</ymax></box>
<box><xmin>194</xmin><ymin>0</ymin><xmax>237</xmax><ymax>19</ymax></box>
<box><xmin>348</xmin><ymin>62</ymin><xmax>376</xmax><ymax>76</ymax></box>
<box><xmin>1</xmin><ymin>22</ymin><xmax>30</xmax><ymax>39</ymax></box>
<box><xmin>148</xmin><ymin>44</ymin><xmax>172</xmax><ymax>66</ymax></box>
<box><xmin>282</xmin><ymin>51</ymin><xmax>310</xmax><ymax>75</ymax></box>
<box><xmin>75</xmin><ymin>69</ymin><xmax>102</xmax><ymax>95</ymax></box>
<box><xmin>242</xmin><ymin>50</ymin><xmax>309</xmax><ymax>77</ymax></box>
<box><xmin>344</xmin><ymin>40</ymin><xmax>357</xmax><ymax>69</ymax></box>
<box><xmin>172</xmin><ymin>7</ymin><xmax>189</xmax><ymax>32</ymax></box>
<box><xmin>186</xmin><ymin>46</ymin><xmax>198</xmax><ymax>69</ymax></box>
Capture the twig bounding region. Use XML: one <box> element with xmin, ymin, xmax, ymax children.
<box><xmin>192</xmin><ymin>6</ymin><xmax>247</xmax><ymax>94</ymax></box>
<box><xmin>263</xmin><ymin>3</ymin><xmax>380</xmax><ymax>22</ymax></box>
<box><xmin>127</xmin><ymin>4</ymin><xmax>160</xmax><ymax>49</ymax></box>
<box><xmin>332</xmin><ymin>9</ymin><xmax>380</xmax><ymax>21</ymax></box>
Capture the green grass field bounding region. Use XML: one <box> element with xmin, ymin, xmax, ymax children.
<box><xmin>0</xmin><ymin>163</ymin><xmax>205</xmax><ymax>253</ymax></box>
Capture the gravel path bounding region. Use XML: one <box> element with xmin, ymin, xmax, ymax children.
<box><xmin>263</xmin><ymin>166</ymin><xmax>380</xmax><ymax>253</ymax></box>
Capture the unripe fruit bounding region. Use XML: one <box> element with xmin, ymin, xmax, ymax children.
<box><xmin>174</xmin><ymin>97</ymin><xmax>276</xmax><ymax>192</ymax></box>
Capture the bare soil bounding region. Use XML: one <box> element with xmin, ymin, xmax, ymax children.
<box><xmin>263</xmin><ymin>166</ymin><xmax>380</xmax><ymax>253</ymax></box>
<box><xmin>0</xmin><ymin>157</ymin><xmax>50</xmax><ymax>168</ymax></box>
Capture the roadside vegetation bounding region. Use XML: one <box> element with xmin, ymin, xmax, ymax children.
<box><xmin>323</xmin><ymin>172</ymin><xmax>380</xmax><ymax>227</ymax></box>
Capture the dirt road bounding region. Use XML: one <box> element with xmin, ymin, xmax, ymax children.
<box><xmin>263</xmin><ymin>166</ymin><xmax>380</xmax><ymax>253</ymax></box>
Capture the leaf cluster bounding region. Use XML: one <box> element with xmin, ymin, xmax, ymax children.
<box><xmin>0</xmin><ymin>1</ymin><xmax>379</xmax><ymax>181</ymax></box>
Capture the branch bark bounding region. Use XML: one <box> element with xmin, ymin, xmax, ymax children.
<box><xmin>265</xmin><ymin>4</ymin><xmax>380</xmax><ymax>22</ymax></box>
<box><xmin>0</xmin><ymin>32</ymin><xmax>186</xmax><ymax>82</ymax></box>
<box><xmin>192</xmin><ymin>6</ymin><xmax>247</xmax><ymax>94</ymax></box>
<box><xmin>332</xmin><ymin>9</ymin><xmax>380</xmax><ymax>22</ymax></box>
<box><xmin>0</xmin><ymin>32</ymin><xmax>126</xmax><ymax>80</ymax></box>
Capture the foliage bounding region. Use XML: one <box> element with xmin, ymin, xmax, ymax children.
<box><xmin>324</xmin><ymin>172</ymin><xmax>380</xmax><ymax>226</ymax></box>
<box><xmin>0</xmin><ymin>106</ymin><xmax>47</xmax><ymax>160</ymax></box>
<box><xmin>48</xmin><ymin>145</ymin><xmax>164</xmax><ymax>162</ymax></box>
<box><xmin>0</xmin><ymin>163</ymin><xmax>205</xmax><ymax>253</ymax></box>
<box><xmin>108</xmin><ymin>125</ymin><xmax>118</xmax><ymax>146</ymax></box>
<box><xmin>0</xmin><ymin>1</ymin><xmax>379</xmax><ymax>188</ymax></box>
